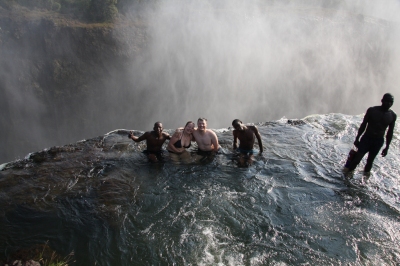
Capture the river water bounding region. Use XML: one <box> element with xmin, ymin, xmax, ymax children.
<box><xmin>0</xmin><ymin>114</ymin><xmax>399</xmax><ymax>265</ymax></box>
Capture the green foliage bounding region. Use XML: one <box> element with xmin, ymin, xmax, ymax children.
<box><xmin>87</xmin><ymin>0</ymin><xmax>118</xmax><ymax>22</ymax></box>
<box><xmin>13</xmin><ymin>0</ymin><xmax>62</xmax><ymax>11</ymax></box>
<box><xmin>0</xmin><ymin>0</ymin><xmax>122</xmax><ymax>23</ymax></box>
<box><xmin>52</xmin><ymin>1</ymin><xmax>61</xmax><ymax>11</ymax></box>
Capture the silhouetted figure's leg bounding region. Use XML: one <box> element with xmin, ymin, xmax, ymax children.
<box><xmin>347</xmin><ymin>151</ymin><xmax>367</xmax><ymax>171</ymax></box>
<box><xmin>363</xmin><ymin>138</ymin><xmax>384</xmax><ymax>172</ymax></box>
<box><xmin>364</xmin><ymin>153</ymin><xmax>377</xmax><ymax>172</ymax></box>
<box><xmin>348</xmin><ymin>135</ymin><xmax>370</xmax><ymax>172</ymax></box>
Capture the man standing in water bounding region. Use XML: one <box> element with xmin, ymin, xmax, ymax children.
<box><xmin>232</xmin><ymin>119</ymin><xmax>263</xmax><ymax>166</ymax></box>
<box><xmin>346</xmin><ymin>93</ymin><xmax>397</xmax><ymax>173</ymax></box>
<box><xmin>192</xmin><ymin>118</ymin><xmax>219</xmax><ymax>158</ymax></box>
<box><xmin>128</xmin><ymin>121</ymin><xmax>171</xmax><ymax>162</ymax></box>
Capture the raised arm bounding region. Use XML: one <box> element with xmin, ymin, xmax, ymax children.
<box><xmin>129</xmin><ymin>131</ymin><xmax>149</xmax><ymax>142</ymax></box>
<box><xmin>381</xmin><ymin>113</ymin><xmax>397</xmax><ymax>157</ymax></box>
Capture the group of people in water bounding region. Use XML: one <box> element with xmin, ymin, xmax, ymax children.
<box><xmin>128</xmin><ymin>117</ymin><xmax>263</xmax><ymax>166</ymax></box>
<box><xmin>129</xmin><ymin>93</ymin><xmax>397</xmax><ymax>172</ymax></box>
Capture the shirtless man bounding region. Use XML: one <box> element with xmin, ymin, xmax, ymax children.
<box><xmin>128</xmin><ymin>121</ymin><xmax>171</xmax><ymax>162</ymax></box>
<box><xmin>232</xmin><ymin>119</ymin><xmax>263</xmax><ymax>166</ymax></box>
<box><xmin>346</xmin><ymin>93</ymin><xmax>397</xmax><ymax>172</ymax></box>
<box><xmin>192</xmin><ymin>118</ymin><xmax>219</xmax><ymax>157</ymax></box>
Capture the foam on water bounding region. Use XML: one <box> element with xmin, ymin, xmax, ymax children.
<box><xmin>0</xmin><ymin>114</ymin><xmax>399</xmax><ymax>265</ymax></box>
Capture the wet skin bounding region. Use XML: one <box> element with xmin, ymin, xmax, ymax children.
<box><xmin>129</xmin><ymin>122</ymin><xmax>171</xmax><ymax>162</ymax></box>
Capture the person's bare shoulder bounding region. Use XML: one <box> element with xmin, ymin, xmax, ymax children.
<box><xmin>172</xmin><ymin>130</ymin><xmax>181</xmax><ymax>138</ymax></box>
<box><xmin>207</xmin><ymin>129</ymin><xmax>218</xmax><ymax>137</ymax></box>
<box><xmin>391</xmin><ymin>110</ymin><xmax>397</xmax><ymax>119</ymax></box>
<box><xmin>246</xmin><ymin>125</ymin><xmax>256</xmax><ymax>133</ymax></box>
<box><xmin>192</xmin><ymin>128</ymin><xmax>199</xmax><ymax>136</ymax></box>
<box><xmin>143</xmin><ymin>131</ymin><xmax>152</xmax><ymax>137</ymax></box>
<box><xmin>162</xmin><ymin>132</ymin><xmax>171</xmax><ymax>139</ymax></box>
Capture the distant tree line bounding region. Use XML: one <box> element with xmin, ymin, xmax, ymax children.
<box><xmin>0</xmin><ymin>0</ymin><xmax>153</xmax><ymax>22</ymax></box>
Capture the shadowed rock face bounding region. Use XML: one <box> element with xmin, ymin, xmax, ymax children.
<box><xmin>0</xmin><ymin>9</ymin><xmax>148</xmax><ymax>163</ymax></box>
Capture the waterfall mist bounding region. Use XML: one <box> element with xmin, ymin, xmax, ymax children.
<box><xmin>122</xmin><ymin>0</ymin><xmax>400</xmax><ymax>126</ymax></box>
<box><xmin>1</xmin><ymin>0</ymin><xmax>400</xmax><ymax>163</ymax></box>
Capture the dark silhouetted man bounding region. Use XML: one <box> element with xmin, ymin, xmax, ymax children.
<box><xmin>346</xmin><ymin>93</ymin><xmax>396</xmax><ymax>172</ymax></box>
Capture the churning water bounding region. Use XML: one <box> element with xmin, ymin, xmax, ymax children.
<box><xmin>0</xmin><ymin>113</ymin><xmax>399</xmax><ymax>265</ymax></box>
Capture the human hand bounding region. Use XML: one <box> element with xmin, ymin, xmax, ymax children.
<box><xmin>128</xmin><ymin>131</ymin><xmax>133</xmax><ymax>139</ymax></box>
<box><xmin>381</xmin><ymin>147</ymin><xmax>389</xmax><ymax>157</ymax></box>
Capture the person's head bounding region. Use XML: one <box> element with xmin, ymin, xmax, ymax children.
<box><xmin>197</xmin><ymin>118</ymin><xmax>208</xmax><ymax>131</ymax></box>
<box><xmin>381</xmin><ymin>93</ymin><xmax>394</xmax><ymax>110</ymax></box>
<box><xmin>153</xmin><ymin>122</ymin><xmax>163</xmax><ymax>134</ymax></box>
<box><xmin>183</xmin><ymin>121</ymin><xmax>195</xmax><ymax>134</ymax></box>
<box><xmin>232</xmin><ymin>119</ymin><xmax>244</xmax><ymax>130</ymax></box>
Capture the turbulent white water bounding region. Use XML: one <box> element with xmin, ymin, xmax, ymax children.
<box><xmin>0</xmin><ymin>113</ymin><xmax>399</xmax><ymax>265</ymax></box>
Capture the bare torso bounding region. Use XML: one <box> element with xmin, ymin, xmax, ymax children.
<box><xmin>142</xmin><ymin>132</ymin><xmax>170</xmax><ymax>152</ymax></box>
<box><xmin>234</xmin><ymin>126</ymin><xmax>257</xmax><ymax>150</ymax></box>
<box><xmin>192</xmin><ymin>129</ymin><xmax>218</xmax><ymax>151</ymax></box>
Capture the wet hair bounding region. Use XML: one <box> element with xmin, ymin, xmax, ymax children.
<box><xmin>382</xmin><ymin>93</ymin><xmax>394</xmax><ymax>102</ymax></box>
<box><xmin>154</xmin><ymin>121</ymin><xmax>162</xmax><ymax>127</ymax></box>
<box><xmin>232</xmin><ymin>119</ymin><xmax>242</xmax><ymax>126</ymax></box>
<box><xmin>185</xmin><ymin>121</ymin><xmax>194</xmax><ymax>127</ymax></box>
<box><xmin>197</xmin><ymin>118</ymin><xmax>207</xmax><ymax>122</ymax></box>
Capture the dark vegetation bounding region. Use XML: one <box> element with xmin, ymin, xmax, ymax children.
<box><xmin>0</xmin><ymin>0</ymin><xmax>155</xmax><ymax>22</ymax></box>
<box><xmin>0</xmin><ymin>0</ymin><xmax>149</xmax><ymax>163</ymax></box>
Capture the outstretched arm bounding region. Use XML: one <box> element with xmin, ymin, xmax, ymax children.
<box><xmin>129</xmin><ymin>131</ymin><xmax>148</xmax><ymax>142</ymax></box>
<box><xmin>381</xmin><ymin>114</ymin><xmax>397</xmax><ymax>157</ymax></box>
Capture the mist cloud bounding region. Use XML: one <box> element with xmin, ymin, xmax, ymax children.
<box><xmin>121</xmin><ymin>0</ymin><xmax>400</xmax><ymax>128</ymax></box>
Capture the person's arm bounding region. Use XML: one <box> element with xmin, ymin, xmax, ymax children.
<box><xmin>163</xmin><ymin>132</ymin><xmax>171</xmax><ymax>140</ymax></box>
<box><xmin>354</xmin><ymin>109</ymin><xmax>370</xmax><ymax>147</ymax></box>
<box><xmin>233</xmin><ymin>130</ymin><xmax>238</xmax><ymax>150</ymax></box>
<box><xmin>381</xmin><ymin>114</ymin><xmax>397</xmax><ymax>157</ymax></box>
<box><xmin>167</xmin><ymin>130</ymin><xmax>182</xmax><ymax>153</ymax></box>
<box><xmin>253</xmin><ymin>126</ymin><xmax>263</xmax><ymax>154</ymax></box>
<box><xmin>129</xmin><ymin>131</ymin><xmax>148</xmax><ymax>142</ymax></box>
<box><xmin>211</xmin><ymin>131</ymin><xmax>219</xmax><ymax>152</ymax></box>
<box><xmin>191</xmin><ymin>129</ymin><xmax>198</xmax><ymax>141</ymax></box>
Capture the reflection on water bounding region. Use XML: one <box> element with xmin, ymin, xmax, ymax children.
<box><xmin>1</xmin><ymin>114</ymin><xmax>399</xmax><ymax>265</ymax></box>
